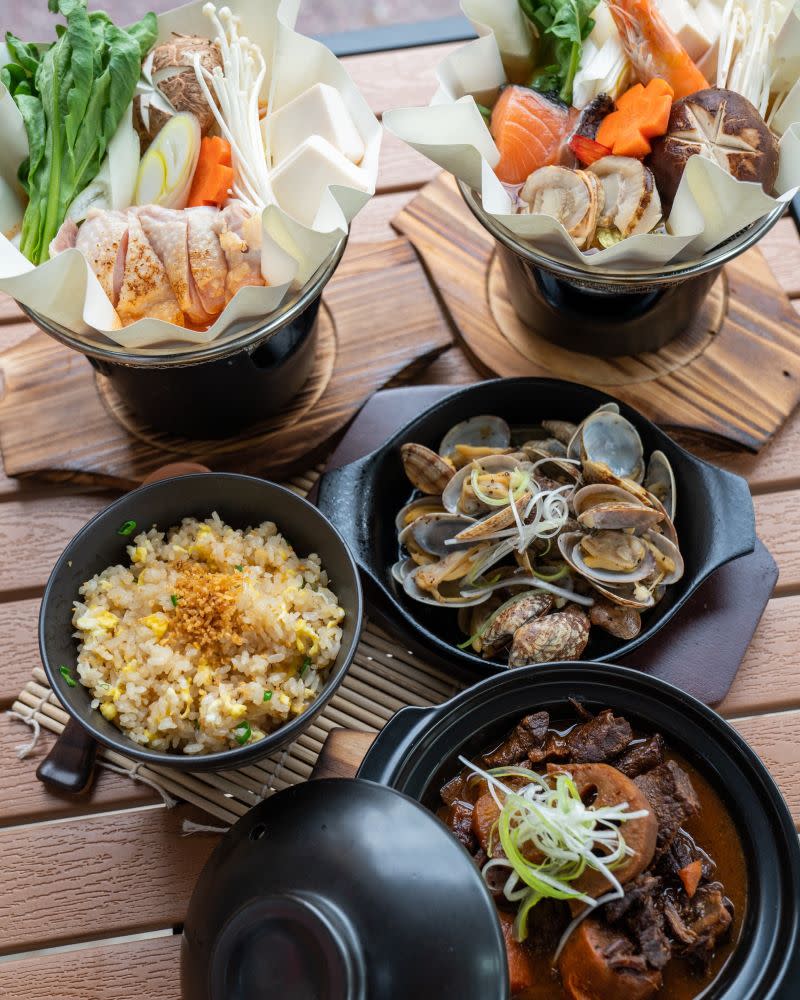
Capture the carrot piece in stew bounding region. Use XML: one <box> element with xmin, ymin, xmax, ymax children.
<box><xmin>596</xmin><ymin>79</ymin><xmax>674</xmax><ymax>159</ymax></box>
<box><xmin>188</xmin><ymin>136</ymin><xmax>234</xmax><ymax>208</ymax></box>
<box><xmin>678</xmin><ymin>859</ymin><xmax>703</xmax><ymax>898</ymax></box>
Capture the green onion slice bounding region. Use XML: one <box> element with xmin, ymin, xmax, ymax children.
<box><xmin>299</xmin><ymin>657</ymin><xmax>312</xmax><ymax>677</ymax></box>
<box><xmin>170</xmin><ymin>594</ymin><xmax>180</xmax><ymax>607</ymax></box>
<box><xmin>234</xmin><ymin>565</ymin><xmax>243</xmax><ymax>572</ymax></box>
<box><xmin>59</xmin><ymin>665</ymin><xmax>77</xmax><ymax>687</ymax></box>
<box><xmin>263</xmin><ymin>691</ymin><xmax>273</xmax><ymax>702</ymax></box>
<box><xmin>117</xmin><ymin>520</ymin><xmax>137</xmax><ymax>537</ymax></box>
<box><xmin>470</xmin><ymin>467</ymin><xmax>530</xmax><ymax>508</ymax></box>
<box><xmin>234</xmin><ymin>720</ymin><xmax>251</xmax><ymax>745</ymax></box>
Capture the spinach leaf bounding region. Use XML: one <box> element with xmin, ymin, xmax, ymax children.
<box><xmin>3</xmin><ymin>0</ymin><xmax>157</xmax><ymax>264</ymax></box>
<box><xmin>519</xmin><ymin>0</ymin><xmax>598</xmax><ymax>104</ymax></box>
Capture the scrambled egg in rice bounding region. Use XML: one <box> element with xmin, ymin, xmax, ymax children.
<box><xmin>72</xmin><ymin>513</ymin><xmax>345</xmax><ymax>754</ymax></box>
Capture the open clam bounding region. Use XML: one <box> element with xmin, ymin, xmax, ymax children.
<box><xmin>442</xmin><ymin>455</ymin><xmax>531</xmax><ymax>516</ymax></box>
<box><xmin>438</xmin><ymin>415</ymin><xmax>511</xmax><ymax>468</ymax></box>
<box><xmin>645</xmin><ymin>450</ymin><xmax>677</xmax><ymax>521</ymax></box>
<box><xmin>400</xmin><ymin>512</ymin><xmax>476</xmax><ymax>556</ymax></box>
<box><xmin>579</xmin><ymin>410</ymin><xmax>645</xmax><ymax>483</ymax></box>
<box><xmin>403</xmin><ymin>546</ymin><xmax>493</xmax><ymax>608</ymax></box>
<box><xmin>395</xmin><ymin>497</ymin><xmax>445</xmax><ymax>534</ymax></box>
<box><xmin>567</xmin><ymin>403</ymin><xmax>620</xmax><ymax>460</ymax></box>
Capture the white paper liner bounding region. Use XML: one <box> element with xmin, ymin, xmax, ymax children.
<box><xmin>0</xmin><ymin>0</ymin><xmax>381</xmax><ymax>349</ymax></box>
<box><xmin>383</xmin><ymin>0</ymin><xmax>800</xmax><ymax>273</ymax></box>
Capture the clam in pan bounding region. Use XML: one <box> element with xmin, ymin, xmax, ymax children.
<box><xmin>393</xmin><ymin>406</ymin><xmax>683</xmax><ymax>666</ymax></box>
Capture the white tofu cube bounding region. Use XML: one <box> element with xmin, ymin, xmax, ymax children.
<box><xmin>269</xmin><ymin>135</ymin><xmax>372</xmax><ymax>229</ymax></box>
<box><xmin>266</xmin><ymin>83</ymin><xmax>365</xmax><ymax>168</ymax></box>
<box><xmin>658</xmin><ymin>0</ymin><xmax>713</xmax><ymax>63</ymax></box>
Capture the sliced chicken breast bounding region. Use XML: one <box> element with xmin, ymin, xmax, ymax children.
<box><xmin>74</xmin><ymin>209</ymin><xmax>129</xmax><ymax>307</ymax></box>
<box><xmin>216</xmin><ymin>203</ymin><xmax>266</xmax><ymax>298</ymax></box>
<box><xmin>186</xmin><ymin>206</ymin><xmax>228</xmax><ymax>318</ymax></box>
<box><xmin>116</xmin><ymin>212</ymin><xmax>184</xmax><ymax>327</ymax></box>
<box><xmin>138</xmin><ymin>205</ymin><xmax>212</xmax><ymax>326</ymax></box>
<box><xmin>49</xmin><ymin>218</ymin><xmax>79</xmax><ymax>257</ymax></box>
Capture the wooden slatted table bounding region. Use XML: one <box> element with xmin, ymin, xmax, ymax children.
<box><xmin>2</xmin><ymin>41</ymin><xmax>800</xmax><ymax>998</ymax></box>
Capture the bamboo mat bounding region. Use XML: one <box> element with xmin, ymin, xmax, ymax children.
<box><xmin>10</xmin><ymin>468</ymin><xmax>464</xmax><ymax>824</ymax></box>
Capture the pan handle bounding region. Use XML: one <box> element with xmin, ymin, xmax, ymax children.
<box><xmin>36</xmin><ymin>718</ymin><xmax>97</xmax><ymax>794</ymax></box>
<box><xmin>315</xmin><ymin>456</ymin><xmax>372</xmax><ymax>555</ymax></box>
<box><xmin>702</xmin><ymin>464</ymin><xmax>756</xmax><ymax>572</ymax></box>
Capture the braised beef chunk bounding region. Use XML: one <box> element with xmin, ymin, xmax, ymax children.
<box><xmin>483</xmin><ymin>711</ymin><xmax>550</xmax><ymax>767</ymax></box>
<box><xmin>565</xmin><ymin>708</ymin><xmax>633</xmax><ymax>763</ymax></box>
<box><xmin>659</xmin><ymin>827</ymin><xmax>716</xmax><ymax>883</ymax></box>
<box><xmin>439</xmin><ymin>771</ymin><xmax>467</xmax><ymax>806</ymax></box>
<box><xmin>662</xmin><ymin>884</ymin><xmax>733</xmax><ymax>966</ymax></box>
<box><xmin>528</xmin><ymin>732</ymin><xmax>568</xmax><ymax>764</ymax></box>
<box><xmin>634</xmin><ymin>761</ymin><xmax>700</xmax><ymax>855</ymax></box>
<box><xmin>603</xmin><ymin>875</ymin><xmax>672</xmax><ymax>971</ymax></box>
<box><xmin>443</xmin><ymin>800</ymin><xmax>475</xmax><ymax>851</ymax></box>
<box><xmin>616</xmin><ymin>735</ymin><xmax>666</xmax><ymax>777</ymax></box>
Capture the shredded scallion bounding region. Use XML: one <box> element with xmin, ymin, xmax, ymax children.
<box><xmin>59</xmin><ymin>665</ymin><xmax>77</xmax><ymax>687</ymax></box>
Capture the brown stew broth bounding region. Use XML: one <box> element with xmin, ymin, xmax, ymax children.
<box><xmin>440</xmin><ymin>723</ymin><xmax>746</xmax><ymax>1000</ymax></box>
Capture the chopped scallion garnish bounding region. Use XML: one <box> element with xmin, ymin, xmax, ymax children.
<box><xmin>234</xmin><ymin>720</ymin><xmax>251</xmax><ymax>745</ymax></box>
<box><xmin>117</xmin><ymin>520</ymin><xmax>137</xmax><ymax>537</ymax></box>
<box><xmin>234</xmin><ymin>564</ymin><xmax>243</xmax><ymax>572</ymax></box>
<box><xmin>263</xmin><ymin>691</ymin><xmax>273</xmax><ymax>702</ymax></box>
<box><xmin>170</xmin><ymin>594</ymin><xmax>180</xmax><ymax>607</ymax></box>
<box><xmin>59</xmin><ymin>665</ymin><xmax>77</xmax><ymax>687</ymax></box>
<box><xmin>299</xmin><ymin>657</ymin><xmax>312</xmax><ymax>677</ymax></box>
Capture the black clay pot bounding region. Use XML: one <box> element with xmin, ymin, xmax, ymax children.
<box><xmin>23</xmin><ymin>237</ymin><xmax>345</xmax><ymax>438</ymax></box>
<box><xmin>39</xmin><ymin>473</ymin><xmax>363</xmax><ymax>772</ymax></box>
<box><xmin>459</xmin><ymin>180</ymin><xmax>786</xmax><ymax>357</ymax></box>
<box><xmin>316</xmin><ymin>377</ymin><xmax>755</xmax><ymax>678</ymax></box>
<box><xmin>358</xmin><ymin>663</ymin><xmax>800</xmax><ymax>999</ymax></box>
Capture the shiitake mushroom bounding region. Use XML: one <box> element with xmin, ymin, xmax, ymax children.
<box><xmin>648</xmin><ymin>87</ymin><xmax>779</xmax><ymax>206</ymax></box>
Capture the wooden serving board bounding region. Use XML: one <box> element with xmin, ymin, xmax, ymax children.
<box><xmin>393</xmin><ymin>174</ymin><xmax>800</xmax><ymax>451</ymax></box>
<box><xmin>313</xmin><ymin>730</ymin><xmax>376</xmax><ymax>781</ymax></box>
<box><xmin>0</xmin><ymin>238</ymin><xmax>453</xmax><ymax>488</ymax></box>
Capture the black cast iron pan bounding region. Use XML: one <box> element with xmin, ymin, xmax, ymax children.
<box><xmin>317</xmin><ymin>378</ymin><xmax>755</xmax><ymax>678</ymax></box>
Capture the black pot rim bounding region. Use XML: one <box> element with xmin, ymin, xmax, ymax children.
<box><xmin>357</xmin><ymin>661</ymin><xmax>800</xmax><ymax>1000</ymax></box>
<box><xmin>457</xmin><ymin>178</ymin><xmax>786</xmax><ymax>286</ymax></box>
<box><xmin>318</xmin><ymin>376</ymin><xmax>755</xmax><ymax>676</ymax></box>
<box><xmin>38</xmin><ymin>472</ymin><xmax>364</xmax><ymax>771</ymax></box>
<box><xmin>22</xmin><ymin>234</ymin><xmax>348</xmax><ymax>369</ymax></box>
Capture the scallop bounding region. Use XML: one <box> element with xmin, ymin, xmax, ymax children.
<box><xmin>520</xmin><ymin>166</ymin><xmax>601</xmax><ymax>250</ymax></box>
<box><xmin>589</xmin><ymin>156</ymin><xmax>662</xmax><ymax>238</ymax></box>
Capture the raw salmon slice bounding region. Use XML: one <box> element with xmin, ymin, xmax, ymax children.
<box><xmin>490</xmin><ymin>86</ymin><xmax>570</xmax><ymax>185</ymax></box>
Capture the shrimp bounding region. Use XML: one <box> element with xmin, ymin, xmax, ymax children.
<box><xmin>606</xmin><ymin>0</ymin><xmax>709</xmax><ymax>100</ymax></box>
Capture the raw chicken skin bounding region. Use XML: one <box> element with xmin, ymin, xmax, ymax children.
<box><xmin>49</xmin><ymin>201</ymin><xmax>266</xmax><ymax>329</ymax></box>
<box><xmin>74</xmin><ymin>210</ymin><xmax>129</xmax><ymax>307</ymax></box>
<box><xmin>216</xmin><ymin>203</ymin><xmax>266</xmax><ymax>298</ymax></box>
<box><xmin>139</xmin><ymin>206</ymin><xmax>212</xmax><ymax>326</ymax></box>
<box><xmin>116</xmin><ymin>213</ymin><xmax>184</xmax><ymax>327</ymax></box>
<box><xmin>186</xmin><ymin>207</ymin><xmax>228</xmax><ymax>317</ymax></box>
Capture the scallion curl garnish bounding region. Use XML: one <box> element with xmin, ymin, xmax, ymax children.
<box><xmin>458</xmin><ymin>756</ymin><xmax>650</xmax><ymax>943</ymax></box>
<box><xmin>470</xmin><ymin>466</ymin><xmax>531</xmax><ymax>508</ymax></box>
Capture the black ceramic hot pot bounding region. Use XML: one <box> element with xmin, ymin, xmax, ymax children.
<box><xmin>316</xmin><ymin>378</ymin><xmax>755</xmax><ymax>677</ymax></box>
<box><xmin>181</xmin><ymin>665</ymin><xmax>800</xmax><ymax>999</ymax></box>
<box><xmin>458</xmin><ymin>179</ymin><xmax>786</xmax><ymax>357</ymax></box>
<box><xmin>23</xmin><ymin>236</ymin><xmax>346</xmax><ymax>438</ymax></box>
<box><xmin>358</xmin><ymin>663</ymin><xmax>800</xmax><ymax>999</ymax></box>
<box><xmin>38</xmin><ymin>473</ymin><xmax>363</xmax><ymax>774</ymax></box>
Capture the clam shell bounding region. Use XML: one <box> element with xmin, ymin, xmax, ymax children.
<box><xmin>394</xmin><ymin>497</ymin><xmax>445</xmax><ymax>534</ymax></box>
<box><xmin>482</xmin><ymin>591</ymin><xmax>554</xmax><ymax>647</ymax></box>
<box><xmin>541</xmin><ymin>419</ymin><xmax>579</xmax><ymax>446</ymax></box>
<box><xmin>577</xmin><ymin>502</ymin><xmax>664</xmax><ymax>532</ymax></box>
<box><xmin>400</xmin><ymin>443</ymin><xmax>454</xmax><ymax>495</ymax></box>
<box><xmin>438</xmin><ymin>415</ymin><xmax>511</xmax><ymax>462</ymax></box>
<box><xmin>579</xmin><ymin>410</ymin><xmax>644</xmax><ymax>483</ymax></box>
<box><xmin>644</xmin><ymin>450</ymin><xmax>676</xmax><ymax>521</ymax></box>
<box><xmin>567</xmin><ymin>403</ymin><xmax>620</xmax><ymax>460</ymax></box>
<box><xmin>442</xmin><ymin>454</ymin><xmax>522</xmax><ymax>514</ymax></box>
<box><xmin>402</xmin><ymin>512</ymin><xmax>476</xmax><ymax>556</ymax></box>
<box><xmin>589</xmin><ymin>598</ymin><xmax>642</xmax><ymax>640</ymax></box>
<box><xmin>508</xmin><ymin>606</ymin><xmax>590</xmax><ymax>666</ymax></box>
<box><xmin>643</xmin><ymin>530</ymin><xmax>684</xmax><ymax>586</ymax></box>
<box><xmin>402</xmin><ymin>563</ymin><xmax>492</xmax><ymax>607</ymax></box>
<box><xmin>558</xmin><ymin>531</ymin><xmax>655</xmax><ymax>585</ymax></box>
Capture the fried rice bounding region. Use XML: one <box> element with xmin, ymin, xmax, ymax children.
<box><xmin>72</xmin><ymin>512</ymin><xmax>345</xmax><ymax>754</ymax></box>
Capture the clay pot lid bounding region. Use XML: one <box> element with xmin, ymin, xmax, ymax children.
<box><xmin>181</xmin><ymin>778</ymin><xmax>508</xmax><ymax>1000</ymax></box>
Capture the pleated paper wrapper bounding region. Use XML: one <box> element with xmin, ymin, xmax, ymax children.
<box><xmin>383</xmin><ymin>0</ymin><xmax>800</xmax><ymax>273</ymax></box>
<box><xmin>0</xmin><ymin>0</ymin><xmax>381</xmax><ymax>351</ymax></box>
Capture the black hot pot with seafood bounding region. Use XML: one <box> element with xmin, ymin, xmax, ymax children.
<box><xmin>315</xmin><ymin>377</ymin><xmax>755</xmax><ymax>677</ymax></box>
<box><xmin>458</xmin><ymin>179</ymin><xmax>786</xmax><ymax>357</ymax></box>
<box><xmin>181</xmin><ymin>665</ymin><xmax>800</xmax><ymax>999</ymax></box>
<box><xmin>23</xmin><ymin>236</ymin><xmax>346</xmax><ymax>438</ymax></box>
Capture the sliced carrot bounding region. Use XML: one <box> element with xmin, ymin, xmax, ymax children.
<box><xmin>596</xmin><ymin>78</ymin><xmax>674</xmax><ymax>159</ymax></box>
<box><xmin>678</xmin><ymin>859</ymin><xmax>703</xmax><ymax>899</ymax></box>
<box><xmin>188</xmin><ymin>136</ymin><xmax>234</xmax><ymax>208</ymax></box>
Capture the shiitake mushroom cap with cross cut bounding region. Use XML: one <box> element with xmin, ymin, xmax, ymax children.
<box><xmin>648</xmin><ymin>87</ymin><xmax>779</xmax><ymax>207</ymax></box>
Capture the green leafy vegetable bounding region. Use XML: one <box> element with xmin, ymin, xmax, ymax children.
<box><xmin>2</xmin><ymin>0</ymin><xmax>157</xmax><ymax>264</ymax></box>
<box><xmin>59</xmin><ymin>664</ymin><xmax>77</xmax><ymax>687</ymax></box>
<box><xmin>234</xmin><ymin>720</ymin><xmax>251</xmax><ymax>745</ymax></box>
<box><xmin>117</xmin><ymin>519</ymin><xmax>137</xmax><ymax>536</ymax></box>
<box><xmin>519</xmin><ymin>0</ymin><xmax>598</xmax><ymax>104</ymax></box>
<box><xmin>475</xmin><ymin>102</ymin><xmax>492</xmax><ymax>124</ymax></box>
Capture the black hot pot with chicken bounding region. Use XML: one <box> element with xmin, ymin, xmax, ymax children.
<box><xmin>358</xmin><ymin>663</ymin><xmax>800</xmax><ymax>999</ymax></box>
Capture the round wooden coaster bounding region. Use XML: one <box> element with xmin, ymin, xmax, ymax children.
<box><xmin>96</xmin><ymin>302</ymin><xmax>337</xmax><ymax>459</ymax></box>
<box><xmin>483</xmin><ymin>252</ymin><xmax>727</xmax><ymax>387</ymax></box>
